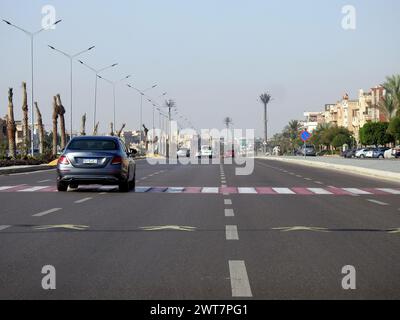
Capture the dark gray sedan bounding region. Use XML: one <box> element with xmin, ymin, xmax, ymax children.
<box><xmin>57</xmin><ymin>136</ymin><xmax>136</xmax><ymax>192</ymax></box>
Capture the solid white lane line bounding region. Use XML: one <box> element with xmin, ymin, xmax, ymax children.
<box><xmin>38</xmin><ymin>179</ymin><xmax>51</xmax><ymax>183</ymax></box>
<box><xmin>238</xmin><ymin>187</ymin><xmax>257</xmax><ymax>194</ymax></box>
<box><xmin>225</xmin><ymin>208</ymin><xmax>235</xmax><ymax>217</ymax></box>
<box><xmin>272</xmin><ymin>187</ymin><xmax>295</xmax><ymax>194</ymax></box>
<box><xmin>226</xmin><ymin>225</ymin><xmax>239</xmax><ymax>240</ymax></box>
<box><xmin>33</xmin><ymin>208</ymin><xmax>62</xmax><ymax>217</ymax></box>
<box><xmin>224</xmin><ymin>199</ymin><xmax>232</xmax><ymax>205</ymax></box>
<box><xmin>377</xmin><ymin>188</ymin><xmax>400</xmax><ymax>195</ymax></box>
<box><xmin>0</xmin><ymin>225</ymin><xmax>11</xmax><ymax>231</ymax></box>
<box><xmin>367</xmin><ymin>199</ymin><xmax>389</xmax><ymax>206</ymax></box>
<box><xmin>308</xmin><ymin>188</ymin><xmax>333</xmax><ymax>195</ymax></box>
<box><xmin>342</xmin><ymin>188</ymin><xmax>372</xmax><ymax>195</ymax></box>
<box><xmin>74</xmin><ymin>197</ymin><xmax>92</xmax><ymax>204</ymax></box>
<box><xmin>18</xmin><ymin>186</ymin><xmax>48</xmax><ymax>192</ymax></box>
<box><xmin>229</xmin><ymin>260</ymin><xmax>253</xmax><ymax>297</ymax></box>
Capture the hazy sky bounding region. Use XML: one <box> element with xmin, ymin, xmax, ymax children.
<box><xmin>1</xmin><ymin>0</ymin><xmax>399</xmax><ymax>137</ymax></box>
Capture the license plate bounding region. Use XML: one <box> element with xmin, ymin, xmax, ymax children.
<box><xmin>83</xmin><ymin>159</ymin><xmax>97</xmax><ymax>164</ymax></box>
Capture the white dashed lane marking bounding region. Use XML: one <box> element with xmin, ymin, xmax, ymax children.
<box><xmin>33</xmin><ymin>208</ymin><xmax>62</xmax><ymax>217</ymax></box>
<box><xmin>0</xmin><ymin>225</ymin><xmax>11</xmax><ymax>231</ymax></box>
<box><xmin>377</xmin><ymin>188</ymin><xmax>400</xmax><ymax>195</ymax></box>
<box><xmin>226</xmin><ymin>225</ymin><xmax>239</xmax><ymax>240</ymax></box>
<box><xmin>224</xmin><ymin>199</ymin><xmax>232</xmax><ymax>205</ymax></box>
<box><xmin>229</xmin><ymin>260</ymin><xmax>253</xmax><ymax>297</ymax></box>
<box><xmin>38</xmin><ymin>179</ymin><xmax>51</xmax><ymax>183</ymax></box>
<box><xmin>308</xmin><ymin>188</ymin><xmax>333</xmax><ymax>195</ymax></box>
<box><xmin>366</xmin><ymin>199</ymin><xmax>389</xmax><ymax>206</ymax></box>
<box><xmin>343</xmin><ymin>188</ymin><xmax>372</xmax><ymax>195</ymax></box>
<box><xmin>18</xmin><ymin>186</ymin><xmax>48</xmax><ymax>192</ymax></box>
<box><xmin>272</xmin><ymin>188</ymin><xmax>295</xmax><ymax>194</ymax></box>
<box><xmin>225</xmin><ymin>208</ymin><xmax>235</xmax><ymax>217</ymax></box>
<box><xmin>74</xmin><ymin>197</ymin><xmax>93</xmax><ymax>204</ymax></box>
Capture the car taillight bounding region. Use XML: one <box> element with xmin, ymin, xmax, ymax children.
<box><xmin>58</xmin><ymin>155</ymin><xmax>70</xmax><ymax>165</ymax></box>
<box><xmin>111</xmin><ymin>156</ymin><xmax>122</xmax><ymax>165</ymax></box>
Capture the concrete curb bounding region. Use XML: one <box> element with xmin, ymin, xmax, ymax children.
<box><xmin>0</xmin><ymin>164</ymin><xmax>55</xmax><ymax>175</ymax></box>
<box><xmin>258</xmin><ymin>156</ymin><xmax>400</xmax><ymax>183</ymax></box>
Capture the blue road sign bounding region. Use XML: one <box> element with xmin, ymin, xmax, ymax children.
<box><xmin>300</xmin><ymin>130</ymin><xmax>311</xmax><ymax>142</ymax></box>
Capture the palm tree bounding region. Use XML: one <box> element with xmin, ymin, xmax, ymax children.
<box><xmin>80</xmin><ymin>113</ymin><xmax>86</xmax><ymax>136</ymax></box>
<box><xmin>378</xmin><ymin>93</ymin><xmax>395</xmax><ymax>120</ymax></box>
<box><xmin>259</xmin><ymin>93</ymin><xmax>272</xmax><ymax>152</ymax></box>
<box><xmin>109</xmin><ymin>122</ymin><xmax>114</xmax><ymax>136</ymax></box>
<box><xmin>93</xmin><ymin>122</ymin><xmax>99</xmax><ymax>136</ymax></box>
<box><xmin>21</xmin><ymin>82</ymin><xmax>29</xmax><ymax>156</ymax></box>
<box><xmin>52</xmin><ymin>96</ymin><xmax>58</xmax><ymax>156</ymax></box>
<box><xmin>56</xmin><ymin>94</ymin><xmax>66</xmax><ymax>149</ymax></box>
<box><xmin>34</xmin><ymin>102</ymin><xmax>45</xmax><ymax>155</ymax></box>
<box><xmin>287</xmin><ymin>120</ymin><xmax>302</xmax><ymax>153</ymax></box>
<box><xmin>383</xmin><ymin>75</ymin><xmax>400</xmax><ymax>111</ymax></box>
<box><xmin>7</xmin><ymin>88</ymin><xmax>16</xmax><ymax>159</ymax></box>
<box><xmin>117</xmin><ymin>123</ymin><xmax>126</xmax><ymax>137</ymax></box>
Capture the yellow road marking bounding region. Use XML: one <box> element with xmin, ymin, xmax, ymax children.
<box><xmin>34</xmin><ymin>224</ymin><xmax>89</xmax><ymax>231</ymax></box>
<box><xmin>272</xmin><ymin>226</ymin><xmax>330</xmax><ymax>233</ymax></box>
<box><xmin>140</xmin><ymin>225</ymin><xmax>196</xmax><ymax>232</ymax></box>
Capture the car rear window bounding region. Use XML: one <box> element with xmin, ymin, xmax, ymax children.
<box><xmin>67</xmin><ymin>139</ymin><xmax>118</xmax><ymax>151</ymax></box>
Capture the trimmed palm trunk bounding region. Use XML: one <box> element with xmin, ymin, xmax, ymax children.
<box><xmin>93</xmin><ymin>122</ymin><xmax>99</xmax><ymax>136</ymax></box>
<box><xmin>110</xmin><ymin>122</ymin><xmax>114</xmax><ymax>136</ymax></box>
<box><xmin>117</xmin><ymin>123</ymin><xmax>125</xmax><ymax>137</ymax></box>
<box><xmin>21</xmin><ymin>82</ymin><xmax>29</xmax><ymax>157</ymax></box>
<box><xmin>56</xmin><ymin>94</ymin><xmax>66</xmax><ymax>149</ymax></box>
<box><xmin>80</xmin><ymin>113</ymin><xmax>86</xmax><ymax>136</ymax></box>
<box><xmin>34</xmin><ymin>102</ymin><xmax>45</xmax><ymax>155</ymax></box>
<box><xmin>7</xmin><ymin>88</ymin><xmax>17</xmax><ymax>159</ymax></box>
<box><xmin>52</xmin><ymin>96</ymin><xmax>59</xmax><ymax>156</ymax></box>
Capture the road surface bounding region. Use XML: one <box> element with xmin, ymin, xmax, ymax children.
<box><xmin>0</xmin><ymin>158</ymin><xmax>399</xmax><ymax>299</ymax></box>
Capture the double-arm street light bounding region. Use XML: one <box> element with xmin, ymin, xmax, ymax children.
<box><xmin>126</xmin><ymin>84</ymin><xmax>157</xmax><ymax>141</ymax></box>
<box><xmin>97</xmin><ymin>74</ymin><xmax>131</xmax><ymax>133</ymax></box>
<box><xmin>78</xmin><ymin>60</ymin><xmax>118</xmax><ymax>131</ymax></box>
<box><xmin>3</xmin><ymin>18</ymin><xmax>62</xmax><ymax>155</ymax></box>
<box><xmin>48</xmin><ymin>45</ymin><xmax>95</xmax><ymax>139</ymax></box>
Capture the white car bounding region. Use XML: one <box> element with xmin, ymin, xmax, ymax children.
<box><xmin>196</xmin><ymin>145</ymin><xmax>213</xmax><ymax>158</ymax></box>
<box><xmin>355</xmin><ymin>148</ymin><xmax>372</xmax><ymax>158</ymax></box>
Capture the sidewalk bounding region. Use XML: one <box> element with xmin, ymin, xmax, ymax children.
<box><xmin>258</xmin><ymin>156</ymin><xmax>400</xmax><ymax>182</ymax></box>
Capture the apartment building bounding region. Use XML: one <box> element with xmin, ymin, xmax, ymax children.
<box><xmin>305</xmin><ymin>86</ymin><xmax>386</xmax><ymax>143</ymax></box>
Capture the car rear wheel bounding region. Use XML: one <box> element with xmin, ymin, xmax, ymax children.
<box><xmin>129</xmin><ymin>174</ymin><xmax>136</xmax><ymax>191</ymax></box>
<box><xmin>119</xmin><ymin>178</ymin><xmax>130</xmax><ymax>192</ymax></box>
<box><xmin>57</xmin><ymin>181</ymin><xmax>68</xmax><ymax>192</ymax></box>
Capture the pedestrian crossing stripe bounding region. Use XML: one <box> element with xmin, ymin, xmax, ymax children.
<box><xmin>0</xmin><ymin>185</ymin><xmax>399</xmax><ymax>195</ymax></box>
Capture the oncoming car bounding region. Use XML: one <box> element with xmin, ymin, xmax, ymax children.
<box><xmin>56</xmin><ymin>136</ymin><xmax>136</xmax><ymax>192</ymax></box>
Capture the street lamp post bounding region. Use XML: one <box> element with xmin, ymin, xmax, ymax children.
<box><xmin>78</xmin><ymin>60</ymin><xmax>118</xmax><ymax>132</ymax></box>
<box><xmin>3</xmin><ymin>18</ymin><xmax>62</xmax><ymax>155</ymax></box>
<box><xmin>48</xmin><ymin>45</ymin><xmax>95</xmax><ymax>139</ymax></box>
<box><xmin>126</xmin><ymin>84</ymin><xmax>157</xmax><ymax>141</ymax></box>
<box><xmin>97</xmin><ymin>75</ymin><xmax>131</xmax><ymax>133</ymax></box>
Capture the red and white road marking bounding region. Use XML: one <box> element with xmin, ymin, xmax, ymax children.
<box><xmin>0</xmin><ymin>185</ymin><xmax>399</xmax><ymax>195</ymax></box>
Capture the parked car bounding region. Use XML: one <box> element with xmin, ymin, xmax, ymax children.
<box><xmin>343</xmin><ymin>148</ymin><xmax>358</xmax><ymax>158</ymax></box>
<box><xmin>365</xmin><ymin>147</ymin><xmax>390</xmax><ymax>159</ymax></box>
<box><xmin>57</xmin><ymin>136</ymin><xmax>136</xmax><ymax>192</ymax></box>
<box><xmin>296</xmin><ymin>145</ymin><xmax>316</xmax><ymax>157</ymax></box>
<box><xmin>355</xmin><ymin>148</ymin><xmax>373</xmax><ymax>158</ymax></box>
<box><xmin>177</xmin><ymin>148</ymin><xmax>190</xmax><ymax>157</ymax></box>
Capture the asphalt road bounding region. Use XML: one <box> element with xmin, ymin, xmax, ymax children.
<box><xmin>0</xmin><ymin>157</ymin><xmax>399</xmax><ymax>299</ymax></box>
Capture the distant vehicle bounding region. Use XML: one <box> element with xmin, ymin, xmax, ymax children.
<box><xmin>296</xmin><ymin>144</ymin><xmax>316</xmax><ymax>157</ymax></box>
<box><xmin>366</xmin><ymin>147</ymin><xmax>390</xmax><ymax>159</ymax></box>
<box><xmin>57</xmin><ymin>136</ymin><xmax>136</xmax><ymax>192</ymax></box>
<box><xmin>196</xmin><ymin>145</ymin><xmax>213</xmax><ymax>158</ymax></box>
<box><xmin>224</xmin><ymin>149</ymin><xmax>235</xmax><ymax>158</ymax></box>
<box><xmin>343</xmin><ymin>148</ymin><xmax>359</xmax><ymax>158</ymax></box>
<box><xmin>355</xmin><ymin>148</ymin><xmax>373</xmax><ymax>158</ymax></box>
<box><xmin>177</xmin><ymin>148</ymin><xmax>190</xmax><ymax>157</ymax></box>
